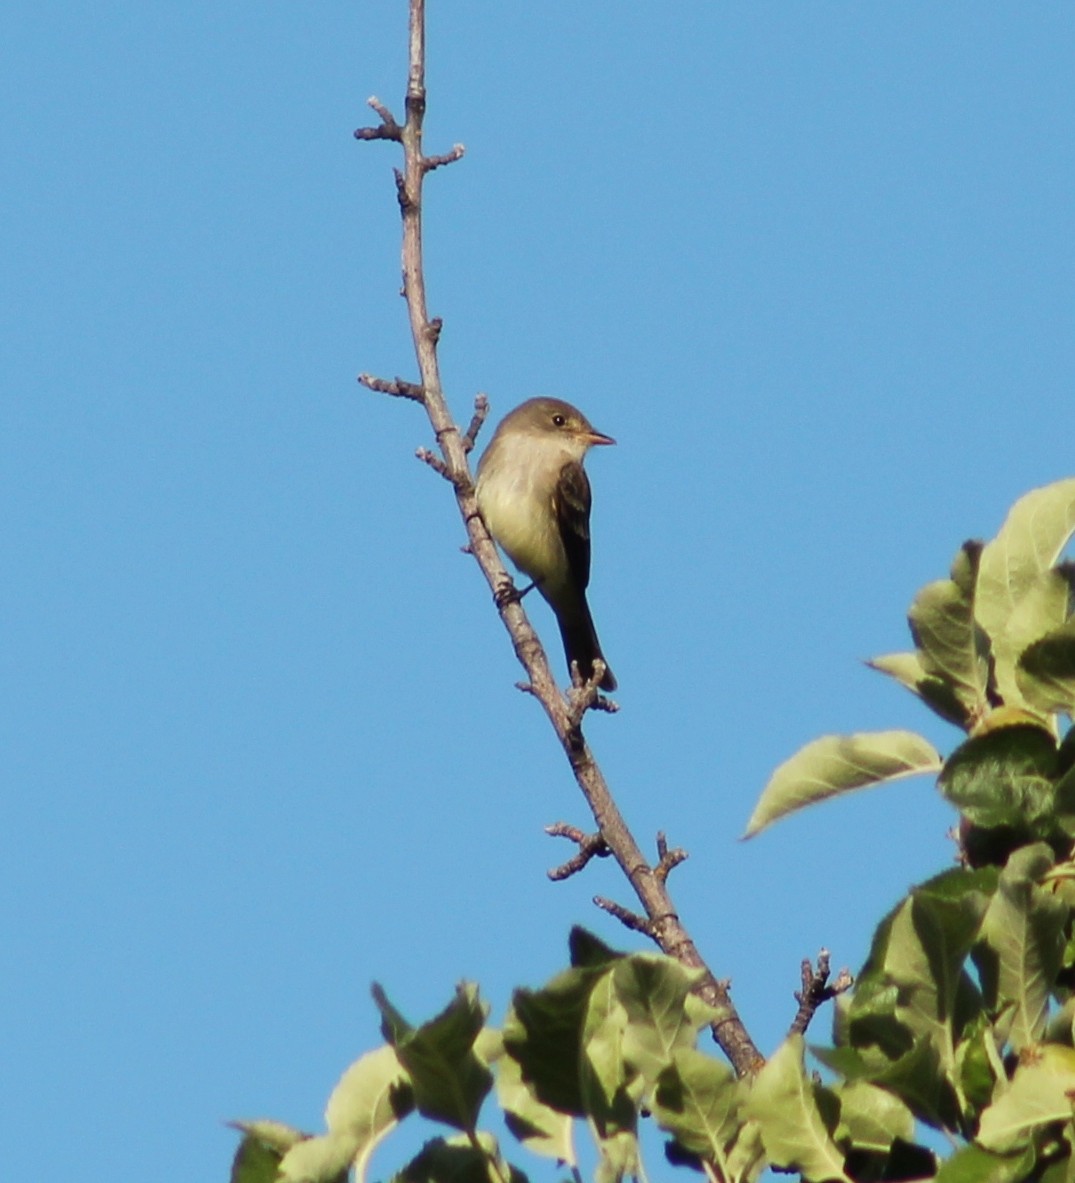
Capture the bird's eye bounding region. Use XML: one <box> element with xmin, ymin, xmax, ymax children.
<box><xmin>552</xmin><ymin>414</ymin><xmax>566</xmax><ymax>427</ymax></box>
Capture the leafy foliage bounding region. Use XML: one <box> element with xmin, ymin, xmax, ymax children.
<box><xmin>228</xmin><ymin>479</ymin><xmax>1075</xmax><ymax>1183</ymax></box>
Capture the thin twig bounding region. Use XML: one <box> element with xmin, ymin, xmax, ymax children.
<box><xmin>423</xmin><ymin>143</ymin><xmax>466</xmax><ymax>172</ymax></box>
<box><xmin>595</xmin><ymin>897</ymin><xmax>654</xmax><ymax>937</ymax></box>
<box><xmin>359</xmin><ymin>373</ymin><xmax>424</xmax><ymax>401</ymax></box>
<box><xmin>354</xmin><ymin>96</ymin><xmax>403</xmax><ymax>142</ymax></box>
<box><xmin>415</xmin><ymin>447</ymin><xmax>453</xmax><ymax>481</ymax></box>
<box><xmin>787</xmin><ymin>950</ymin><xmax>854</xmax><ymax>1037</ymax></box>
<box><xmin>654</xmin><ymin>832</ymin><xmax>689</xmax><ymax>883</ymax></box>
<box><xmin>546</xmin><ymin>823</ymin><xmax>611</xmax><ymax>880</ymax></box>
<box><xmin>462</xmin><ymin>394</ymin><xmax>489</xmax><ymax>453</ymax></box>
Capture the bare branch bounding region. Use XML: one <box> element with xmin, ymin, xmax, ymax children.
<box><xmin>356</xmin><ymin>0</ymin><xmax>766</xmax><ymax>1080</ymax></box>
<box><xmin>787</xmin><ymin>949</ymin><xmax>854</xmax><ymax>1037</ymax></box>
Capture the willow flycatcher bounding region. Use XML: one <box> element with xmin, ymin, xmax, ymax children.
<box><xmin>475</xmin><ymin>397</ymin><xmax>616</xmax><ymax>691</ymax></box>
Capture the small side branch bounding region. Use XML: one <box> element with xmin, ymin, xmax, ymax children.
<box><xmin>359</xmin><ymin>373</ymin><xmax>425</xmax><ymax>402</ymax></box>
<box><xmin>595</xmin><ymin>896</ymin><xmax>654</xmax><ymax>937</ymax></box>
<box><xmin>788</xmin><ymin>950</ymin><xmax>854</xmax><ymax>1037</ymax></box>
<box><xmin>462</xmin><ymin>394</ymin><xmax>489</xmax><ymax>453</ymax></box>
<box><xmin>546</xmin><ymin>823</ymin><xmax>611</xmax><ymax>880</ymax></box>
<box><xmin>423</xmin><ymin>143</ymin><xmax>466</xmax><ymax>172</ymax></box>
<box><xmin>566</xmin><ymin>664</ymin><xmax>619</xmax><ymax>731</ymax></box>
<box><xmin>415</xmin><ymin>447</ymin><xmax>453</xmax><ymax>481</ymax></box>
<box><xmin>655</xmin><ymin>832</ymin><xmax>688</xmax><ymax>884</ymax></box>
<box><xmin>355</xmin><ymin>96</ymin><xmax>403</xmax><ymax>142</ymax></box>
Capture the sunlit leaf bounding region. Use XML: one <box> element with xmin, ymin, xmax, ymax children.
<box><xmin>323</xmin><ymin>1045</ymin><xmax>415</xmax><ymax>1183</ymax></box>
<box><xmin>976</xmin><ymin>479</ymin><xmax>1075</xmax><ymax>706</ymax></box>
<box><xmin>745</xmin><ymin>1036</ymin><xmax>851</xmax><ymax>1183</ymax></box>
<box><xmin>613</xmin><ymin>955</ymin><xmax>703</xmax><ymax>1087</ymax></box>
<box><xmin>278</xmin><ymin>1133</ymin><xmax>355</xmax><ymax>1183</ymax></box>
<box><xmin>649</xmin><ymin>1048</ymin><xmax>739</xmax><ymax>1168</ymax></box>
<box><xmin>977</xmin><ymin>1044</ymin><xmax>1075</xmax><ymax>1152</ymax></box>
<box><xmin>744</xmin><ymin>731</ymin><xmax>942</xmax><ymax>837</ymax></box>
<box><xmin>832</xmin><ymin>1079</ymin><xmax>914</xmax><ymax>1152</ymax></box>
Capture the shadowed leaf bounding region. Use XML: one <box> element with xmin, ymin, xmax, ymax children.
<box><xmin>907</xmin><ymin>543</ymin><xmax>990</xmax><ymax>725</ymax></box>
<box><xmin>1018</xmin><ymin>615</ymin><xmax>1075</xmax><ymax>716</ymax></box>
<box><xmin>372</xmin><ymin>984</ymin><xmax>491</xmax><ymax>1132</ymax></box>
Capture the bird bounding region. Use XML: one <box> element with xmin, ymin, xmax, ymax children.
<box><xmin>475</xmin><ymin>397</ymin><xmax>617</xmax><ymax>691</ymax></box>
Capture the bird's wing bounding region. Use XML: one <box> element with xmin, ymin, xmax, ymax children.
<box><xmin>553</xmin><ymin>460</ymin><xmax>592</xmax><ymax>591</ymax></box>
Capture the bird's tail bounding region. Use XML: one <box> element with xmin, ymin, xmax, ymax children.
<box><xmin>558</xmin><ymin>600</ymin><xmax>616</xmax><ymax>691</ymax></box>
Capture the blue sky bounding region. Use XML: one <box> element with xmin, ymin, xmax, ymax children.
<box><xmin>3</xmin><ymin>3</ymin><xmax>1074</xmax><ymax>1179</ymax></box>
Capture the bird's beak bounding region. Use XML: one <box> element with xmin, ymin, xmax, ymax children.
<box><xmin>584</xmin><ymin>429</ymin><xmax>616</xmax><ymax>447</ymax></box>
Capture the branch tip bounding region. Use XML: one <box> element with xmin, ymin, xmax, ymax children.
<box><xmin>354</xmin><ymin>96</ymin><xmax>402</xmax><ymax>142</ymax></box>
<box><xmin>545</xmin><ymin>823</ymin><xmax>611</xmax><ymax>881</ymax></box>
<box><xmin>422</xmin><ymin>143</ymin><xmax>466</xmax><ymax>173</ymax></box>
<box><xmin>595</xmin><ymin>897</ymin><xmax>654</xmax><ymax>936</ymax></box>
<box><xmin>462</xmin><ymin>394</ymin><xmax>490</xmax><ymax>453</ymax></box>
<box><xmin>788</xmin><ymin>949</ymin><xmax>853</xmax><ymax>1037</ymax></box>
<box><xmin>415</xmin><ymin>447</ymin><xmax>452</xmax><ymax>481</ymax></box>
<box><xmin>358</xmin><ymin>373</ymin><xmax>425</xmax><ymax>402</ymax></box>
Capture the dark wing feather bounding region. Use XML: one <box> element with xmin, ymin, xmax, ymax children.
<box><xmin>553</xmin><ymin>460</ymin><xmax>592</xmax><ymax>591</ymax></box>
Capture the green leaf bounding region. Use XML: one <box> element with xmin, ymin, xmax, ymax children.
<box><xmin>613</xmin><ymin>955</ymin><xmax>704</xmax><ymax>1087</ymax></box>
<box><xmin>976</xmin><ymin>479</ymin><xmax>1075</xmax><ymax>707</ymax></box>
<box><xmin>973</xmin><ymin>844</ymin><xmax>1067</xmax><ymax>1052</ymax></box>
<box><xmin>581</xmin><ymin>969</ymin><xmax>639</xmax><ymax>1126</ymax></box>
<box><xmin>977</xmin><ymin>1044</ymin><xmax>1075</xmax><ymax>1152</ymax></box>
<box><xmin>907</xmin><ymin>543</ymin><xmax>991</xmax><ymax>726</ymax></box>
<box><xmin>372</xmin><ymin>984</ymin><xmax>492</xmax><ymax>1132</ymax></box>
<box><xmin>723</xmin><ymin>1119</ymin><xmax>767</xmax><ymax>1183</ymax></box>
<box><xmin>580</xmin><ymin>973</ymin><xmax>641</xmax><ymax>1182</ymax></box>
<box><xmin>568</xmin><ymin>927</ymin><xmax>624</xmax><ymax>969</ymax></box>
<box><xmin>867</xmin><ymin>652</ymin><xmax>971</xmax><ymax>728</ymax></box>
<box><xmin>956</xmin><ymin>1013</ymin><xmax>1000</xmax><ymax>1114</ymax></box>
<box><xmin>932</xmin><ymin>1142</ymin><xmax>1036</xmax><ymax>1183</ymax></box>
<box><xmin>939</xmin><ymin>724</ymin><xmax>1059</xmax><ymax>832</ymax></box>
<box><xmin>323</xmin><ymin>1045</ymin><xmax>415</xmax><ymax>1183</ymax></box>
<box><xmin>388</xmin><ymin>1133</ymin><xmax>528</xmax><ymax>1183</ymax></box>
<box><xmin>745</xmin><ymin>731</ymin><xmax>943</xmax><ymax>837</ymax></box>
<box><xmin>229</xmin><ymin>1123</ymin><xmax>311</xmax><ymax>1183</ymax></box>
<box><xmin>832</xmin><ymin>1079</ymin><xmax>914</xmax><ymax>1152</ymax></box>
<box><xmin>496</xmin><ymin>1031</ymin><xmax>576</xmax><ymax>1166</ymax></box>
<box><xmin>1018</xmin><ymin>615</ymin><xmax>1075</xmax><ymax>716</ymax></box>
<box><xmin>649</xmin><ymin>1048</ymin><xmax>739</xmax><ymax>1166</ymax></box>
<box><xmin>504</xmin><ymin>964</ymin><xmax>609</xmax><ymax>1117</ymax></box>
<box><xmin>278</xmin><ymin>1133</ymin><xmax>356</xmax><ymax>1183</ymax></box>
<box><xmin>745</xmin><ymin>1035</ymin><xmax>851</xmax><ymax>1183</ymax></box>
